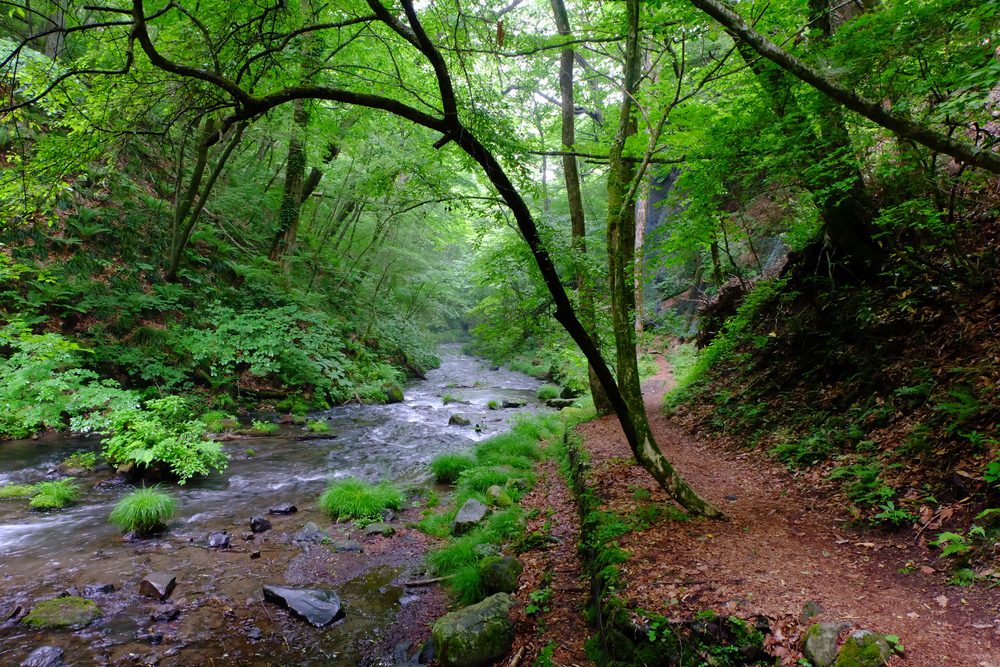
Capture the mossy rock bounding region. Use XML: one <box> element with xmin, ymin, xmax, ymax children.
<box><xmin>479</xmin><ymin>555</ymin><xmax>523</xmax><ymax>594</ymax></box>
<box><xmin>23</xmin><ymin>596</ymin><xmax>100</xmax><ymax>629</ymax></box>
<box><xmin>384</xmin><ymin>384</ymin><xmax>405</xmax><ymax>404</ymax></box>
<box><xmin>431</xmin><ymin>593</ymin><xmax>515</xmax><ymax>667</ymax></box>
<box><xmin>834</xmin><ymin>630</ymin><xmax>891</xmax><ymax>667</ymax></box>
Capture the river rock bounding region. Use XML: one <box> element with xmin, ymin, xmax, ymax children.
<box><xmin>500</xmin><ymin>399</ymin><xmax>526</xmax><ymax>409</ymax></box>
<box><xmin>452</xmin><ymin>498</ymin><xmax>489</xmax><ymax>536</ymax></box>
<box><xmin>330</xmin><ymin>539</ymin><xmax>363</xmax><ymax>553</ymax></box>
<box><xmin>293</xmin><ymin>522</ymin><xmax>328</xmax><ymax>545</ymax></box>
<box><xmin>364</xmin><ymin>523</ymin><xmax>396</xmax><ymax>537</ymax></box>
<box><xmin>545</xmin><ymin>398</ymin><xmax>575</xmax><ymax>409</ymax></box>
<box><xmin>84</xmin><ymin>583</ymin><xmax>115</xmax><ymax>596</ymax></box>
<box><xmin>560</xmin><ymin>386</ymin><xmax>582</xmax><ymax>399</ymax></box>
<box><xmin>207</xmin><ymin>531</ymin><xmax>230</xmax><ymax>548</ymax></box>
<box><xmin>802</xmin><ymin>621</ymin><xmax>852</xmax><ymax>667</ymax></box>
<box><xmin>151</xmin><ymin>604</ymin><xmax>179</xmax><ymax>622</ymax></box>
<box><xmin>140</xmin><ymin>572</ymin><xmax>176</xmax><ymax>601</ymax></box>
<box><xmin>268</xmin><ymin>503</ymin><xmax>297</xmax><ymax>515</ymax></box>
<box><xmin>20</xmin><ymin>646</ymin><xmax>64</xmax><ymax>667</ymax></box>
<box><xmin>835</xmin><ymin>630</ymin><xmax>891</xmax><ymax>667</ymax></box>
<box><xmin>22</xmin><ymin>597</ymin><xmax>100</xmax><ymax>629</ymax></box>
<box><xmin>250</xmin><ymin>515</ymin><xmax>272</xmax><ymax>533</ymax></box>
<box><xmin>479</xmin><ymin>556</ymin><xmax>523</xmax><ymax>594</ymax></box>
<box><xmin>262</xmin><ymin>585</ymin><xmax>345</xmax><ymax>627</ymax></box>
<box><xmin>448</xmin><ymin>414</ymin><xmax>471</xmax><ymax>426</ymax></box>
<box><xmin>385</xmin><ymin>384</ymin><xmax>405</xmax><ymax>404</ymax></box>
<box><xmin>431</xmin><ymin>593</ymin><xmax>515</xmax><ymax>667</ymax></box>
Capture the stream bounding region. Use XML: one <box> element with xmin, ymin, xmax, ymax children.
<box><xmin>0</xmin><ymin>345</ymin><xmax>548</xmax><ymax>666</ymax></box>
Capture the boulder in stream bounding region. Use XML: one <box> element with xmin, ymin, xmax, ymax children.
<box><xmin>500</xmin><ymin>399</ymin><xmax>526</xmax><ymax>409</ymax></box>
<box><xmin>384</xmin><ymin>383</ymin><xmax>405</xmax><ymax>404</ymax></box>
<box><xmin>250</xmin><ymin>515</ymin><xmax>272</xmax><ymax>533</ymax></box>
<box><xmin>207</xmin><ymin>531</ymin><xmax>230</xmax><ymax>549</ymax></box>
<box><xmin>451</xmin><ymin>499</ymin><xmax>489</xmax><ymax>536</ymax></box>
<box><xmin>22</xmin><ymin>597</ymin><xmax>100</xmax><ymax>629</ymax></box>
<box><xmin>140</xmin><ymin>572</ymin><xmax>176</xmax><ymax>601</ymax></box>
<box><xmin>84</xmin><ymin>583</ymin><xmax>115</xmax><ymax>596</ymax></box>
<box><xmin>20</xmin><ymin>646</ymin><xmax>64</xmax><ymax>667</ymax></box>
<box><xmin>431</xmin><ymin>593</ymin><xmax>515</xmax><ymax>667</ymax></box>
<box><xmin>448</xmin><ymin>414</ymin><xmax>471</xmax><ymax>426</ymax></box>
<box><xmin>268</xmin><ymin>503</ymin><xmax>297</xmax><ymax>515</ymax></box>
<box><xmin>262</xmin><ymin>585</ymin><xmax>345</xmax><ymax>627</ymax></box>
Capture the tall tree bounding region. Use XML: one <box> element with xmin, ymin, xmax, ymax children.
<box><xmin>550</xmin><ymin>0</ymin><xmax>612</xmax><ymax>416</ymax></box>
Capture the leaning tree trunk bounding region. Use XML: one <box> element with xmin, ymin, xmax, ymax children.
<box><xmin>269</xmin><ymin>98</ymin><xmax>309</xmax><ymax>261</ymax></box>
<box><xmin>550</xmin><ymin>0</ymin><xmax>612</xmax><ymax>415</ymax></box>
<box><xmin>605</xmin><ymin>0</ymin><xmax>721</xmax><ymax>516</ymax></box>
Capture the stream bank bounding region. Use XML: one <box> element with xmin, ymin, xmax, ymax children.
<box><xmin>0</xmin><ymin>346</ymin><xmax>551</xmax><ymax>666</ymax></box>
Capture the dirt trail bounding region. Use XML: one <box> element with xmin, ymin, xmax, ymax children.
<box><xmin>577</xmin><ymin>353</ymin><xmax>1000</xmax><ymax>666</ymax></box>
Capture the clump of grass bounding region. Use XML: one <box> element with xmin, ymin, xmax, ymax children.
<box><xmin>319</xmin><ymin>477</ymin><xmax>403</xmax><ymax>521</ymax></box>
<box><xmin>250</xmin><ymin>419</ymin><xmax>279</xmax><ymax>435</ymax></box>
<box><xmin>0</xmin><ymin>483</ymin><xmax>37</xmax><ymax>499</ymax></box>
<box><xmin>537</xmin><ymin>385</ymin><xmax>560</xmax><ymax>400</ymax></box>
<box><xmin>306</xmin><ymin>420</ymin><xmax>331</xmax><ymax>434</ymax></box>
<box><xmin>61</xmin><ymin>450</ymin><xmax>97</xmax><ymax>470</ymax></box>
<box><xmin>109</xmin><ymin>486</ymin><xmax>177</xmax><ymax>534</ymax></box>
<box><xmin>487</xmin><ymin>399</ymin><xmax>499</xmax><ymax>410</ymax></box>
<box><xmin>442</xmin><ymin>393</ymin><xmax>457</xmax><ymax>405</ymax></box>
<box><xmin>202</xmin><ymin>410</ymin><xmax>236</xmax><ymax>433</ymax></box>
<box><xmin>431</xmin><ymin>453</ymin><xmax>476</xmax><ymax>484</ymax></box>
<box><xmin>29</xmin><ymin>479</ymin><xmax>79</xmax><ymax>510</ymax></box>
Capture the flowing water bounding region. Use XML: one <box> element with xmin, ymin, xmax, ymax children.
<box><xmin>0</xmin><ymin>346</ymin><xmax>548</xmax><ymax>666</ymax></box>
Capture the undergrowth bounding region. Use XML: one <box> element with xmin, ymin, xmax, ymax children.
<box><xmin>318</xmin><ymin>477</ymin><xmax>404</xmax><ymax>522</ymax></box>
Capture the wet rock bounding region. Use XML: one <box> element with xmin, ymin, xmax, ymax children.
<box><xmin>262</xmin><ymin>585</ymin><xmax>345</xmax><ymax>627</ymax></box>
<box><xmin>247</xmin><ymin>627</ymin><xmax>262</xmax><ymax>640</ymax></box>
<box><xmin>560</xmin><ymin>386</ymin><xmax>582</xmax><ymax>399</ymax></box>
<box><xmin>293</xmin><ymin>522</ymin><xmax>328</xmax><ymax>545</ymax></box>
<box><xmin>59</xmin><ymin>587</ymin><xmax>82</xmax><ymax>598</ymax></box>
<box><xmin>431</xmin><ymin>593</ymin><xmax>515</xmax><ymax>667</ymax></box>
<box><xmin>418</xmin><ymin>637</ymin><xmax>435</xmax><ymax>664</ymax></box>
<box><xmin>385</xmin><ymin>384</ymin><xmax>405</xmax><ymax>404</ymax></box>
<box><xmin>135</xmin><ymin>631</ymin><xmax>163</xmax><ymax>644</ymax></box>
<box><xmin>452</xmin><ymin>498</ymin><xmax>489</xmax><ymax>536</ymax></box>
<box><xmin>802</xmin><ymin>621</ymin><xmax>852</xmax><ymax>667</ymax></box>
<box><xmin>479</xmin><ymin>556</ymin><xmax>523</xmax><ymax>594</ymax></box>
<box><xmin>500</xmin><ymin>399</ymin><xmax>526</xmax><ymax>409</ymax></box>
<box><xmin>207</xmin><ymin>531</ymin><xmax>230</xmax><ymax>549</ymax></box>
<box><xmin>151</xmin><ymin>604</ymin><xmax>179</xmax><ymax>622</ymax></box>
<box><xmin>1</xmin><ymin>603</ymin><xmax>22</xmax><ymax>622</ymax></box>
<box><xmin>84</xmin><ymin>583</ymin><xmax>115</xmax><ymax>596</ymax></box>
<box><xmin>448</xmin><ymin>414</ymin><xmax>471</xmax><ymax>426</ymax></box>
<box><xmin>835</xmin><ymin>630</ymin><xmax>891</xmax><ymax>667</ymax></box>
<box><xmin>545</xmin><ymin>398</ymin><xmax>575</xmax><ymax>409</ymax></box>
<box><xmin>268</xmin><ymin>503</ymin><xmax>297</xmax><ymax>515</ymax></box>
<box><xmin>20</xmin><ymin>646</ymin><xmax>64</xmax><ymax>667</ymax></box>
<box><xmin>22</xmin><ymin>597</ymin><xmax>100</xmax><ymax>629</ymax></box>
<box><xmin>364</xmin><ymin>523</ymin><xmax>396</xmax><ymax>537</ymax></box>
<box><xmin>250</xmin><ymin>515</ymin><xmax>272</xmax><ymax>533</ymax></box>
<box><xmin>330</xmin><ymin>539</ymin><xmax>363</xmax><ymax>553</ymax></box>
<box><xmin>140</xmin><ymin>573</ymin><xmax>177</xmax><ymax>601</ymax></box>
<box><xmin>241</xmin><ymin>532</ymin><xmax>254</xmax><ymax>541</ymax></box>
<box><xmin>250</xmin><ymin>550</ymin><xmax>261</xmax><ymax>560</ymax></box>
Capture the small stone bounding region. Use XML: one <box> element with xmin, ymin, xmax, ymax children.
<box><xmin>241</xmin><ymin>532</ymin><xmax>254</xmax><ymax>541</ymax></box>
<box><xmin>247</xmin><ymin>627</ymin><xmax>263</xmax><ymax>640</ymax></box>
<box><xmin>150</xmin><ymin>604</ymin><xmax>179</xmax><ymax>622</ymax></box>
<box><xmin>725</xmin><ymin>494</ymin><xmax>739</xmax><ymax>502</ymax></box>
<box><xmin>364</xmin><ymin>523</ymin><xmax>396</xmax><ymax>537</ymax></box>
<box><xmin>134</xmin><ymin>631</ymin><xmax>163</xmax><ymax>645</ymax></box>
<box><xmin>500</xmin><ymin>399</ymin><xmax>526</xmax><ymax>409</ymax></box>
<box><xmin>330</xmin><ymin>540</ymin><xmax>363</xmax><ymax>553</ymax></box>
<box><xmin>59</xmin><ymin>587</ymin><xmax>82</xmax><ymax>598</ymax></box>
<box><xmin>448</xmin><ymin>414</ymin><xmax>471</xmax><ymax>426</ymax></box>
<box><xmin>800</xmin><ymin>600</ymin><xmax>825</xmax><ymax>623</ymax></box>
<box><xmin>267</xmin><ymin>503</ymin><xmax>297</xmax><ymax>515</ymax></box>
<box><xmin>250</xmin><ymin>550</ymin><xmax>261</xmax><ymax>560</ymax></box>
<box><xmin>207</xmin><ymin>531</ymin><xmax>230</xmax><ymax>549</ymax></box>
<box><xmin>20</xmin><ymin>646</ymin><xmax>64</xmax><ymax>667</ymax></box>
<box><xmin>250</xmin><ymin>515</ymin><xmax>272</xmax><ymax>533</ymax></box>
<box><xmin>84</xmin><ymin>583</ymin><xmax>115</xmax><ymax>596</ymax></box>
<box><xmin>262</xmin><ymin>585</ymin><xmax>345</xmax><ymax>627</ymax></box>
<box><xmin>486</xmin><ymin>485</ymin><xmax>503</xmax><ymax>502</ymax></box>
<box><xmin>452</xmin><ymin>498</ymin><xmax>489</xmax><ymax>536</ymax></box>
<box><xmin>802</xmin><ymin>621</ymin><xmax>852</xmax><ymax>667</ymax></box>
<box><xmin>293</xmin><ymin>522</ymin><xmax>328</xmax><ymax>545</ymax></box>
<box><xmin>140</xmin><ymin>573</ymin><xmax>176</xmax><ymax>601</ymax></box>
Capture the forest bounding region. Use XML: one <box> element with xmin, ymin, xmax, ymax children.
<box><xmin>1</xmin><ymin>0</ymin><xmax>998</xmax><ymax>665</ymax></box>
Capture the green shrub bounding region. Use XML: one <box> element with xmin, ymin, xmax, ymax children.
<box><xmin>109</xmin><ymin>486</ymin><xmax>177</xmax><ymax>534</ymax></box>
<box><xmin>201</xmin><ymin>410</ymin><xmax>235</xmax><ymax>433</ymax></box>
<box><xmin>0</xmin><ymin>483</ymin><xmax>37</xmax><ymax>499</ymax></box>
<box><xmin>29</xmin><ymin>479</ymin><xmax>79</xmax><ymax>510</ymax></box>
<box><xmin>537</xmin><ymin>385</ymin><xmax>560</xmax><ymax>400</ymax></box>
<box><xmin>430</xmin><ymin>453</ymin><xmax>476</xmax><ymax>484</ymax></box>
<box><xmin>319</xmin><ymin>477</ymin><xmax>403</xmax><ymax>521</ymax></box>
<box><xmin>61</xmin><ymin>450</ymin><xmax>97</xmax><ymax>470</ymax></box>
<box><xmin>250</xmin><ymin>419</ymin><xmax>279</xmax><ymax>435</ymax></box>
<box><xmin>306</xmin><ymin>420</ymin><xmax>331</xmax><ymax>433</ymax></box>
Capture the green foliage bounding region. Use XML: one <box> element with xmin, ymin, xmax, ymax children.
<box><xmin>250</xmin><ymin>420</ymin><xmax>279</xmax><ymax>435</ymax></box>
<box><xmin>109</xmin><ymin>486</ymin><xmax>177</xmax><ymax>534</ymax></box>
<box><xmin>306</xmin><ymin>420</ymin><xmax>330</xmax><ymax>433</ymax></box>
<box><xmin>28</xmin><ymin>479</ymin><xmax>79</xmax><ymax>510</ymax></box>
<box><xmin>524</xmin><ymin>587</ymin><xmax>553</xmax><ymax>615</ymax></box>
<box><xmin>871</xmin><ymin>501</ymin><xmax>916</xmax><ymax>528</ymax></box>
<box><xmin>61</xmin><ymin>450</ymin><xmax>98</xmax><ymax>470</ymax></box>
<box><xmin>430</xmin><ymin>453</ymin><xmax>476</xmax><ymax>484</ymax></box>
<box><xmin>536</xmin><ymin>385</ymin><xmax>560</xmax><ymax>400</ymax></box>
<box><xmin>318</xmin><ymin>477</ymin><xmax>403</xmax><ymax>522</ymax></box>
<box><xmin>0</xmin><ymin>483</ymin><xmax>37</xmax><ymax>499</ymax></box>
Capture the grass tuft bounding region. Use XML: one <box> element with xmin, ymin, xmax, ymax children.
<box><xmin>0</xmin><ymin>483</ymin><xmax>37</xmax><ymax>499</ymax></box>
<box><xmin>537</xmin><ymin>385</ymin><xmax>560</xmax><ymax>400</ymax></box>
<box><xmin>28</xmin><ymin>479</ymin><xmax>79</xmax><ymax>510</ymax></box>
<box><xmin>319</xmin><ymin>477</ymin><xmax>403</xmax><ymax>521</ymax></box>
<box><xmin>109</xmin><ymin>486</ymin><xmax>177</xmax><ymax>534</ymax></box>
<box><xmin>430</xmin><ymin>453</ymin><xmax>476</xmax><ymax>484</ymax></box>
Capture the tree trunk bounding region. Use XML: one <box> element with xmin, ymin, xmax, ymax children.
<box><xmin>550</xmin><ymin>0</ymin><xmax>612</xmax><ymax>415</ymax></box>
<box><xmin>604</xmin><ymin>0</ymin><xmax>720</xmax><ymax>516</ymax></box>
<box><xmin>269</xmin><ymin>98</ymin><xmax>310</xmax><ymax>262</ymax></box>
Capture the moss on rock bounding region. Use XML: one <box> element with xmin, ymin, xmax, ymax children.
<box><xmin>835</xmin><ymin>630</ymin><xmax>891</xmax><ymax>667</ymax></box>
<box><xmin>23</xmin><ymin>596</ymin><xmax>100</xmax><ymax>629</ymax></box>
